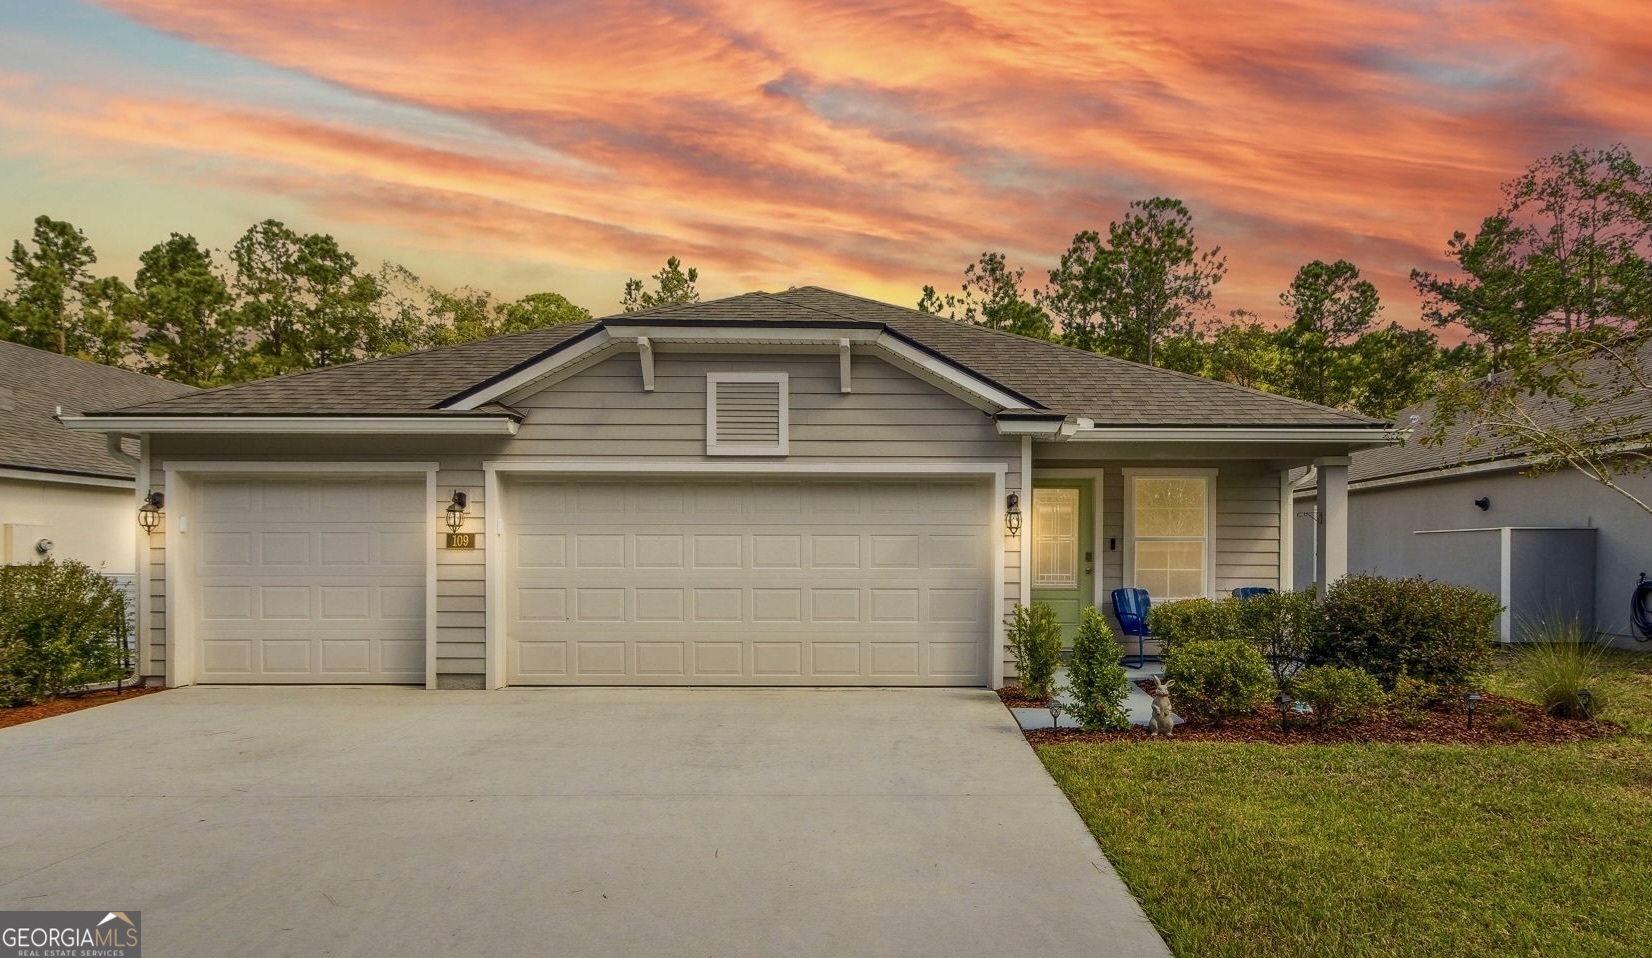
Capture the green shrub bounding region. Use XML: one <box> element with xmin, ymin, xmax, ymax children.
<box><xmin>1492</xmin><ymin>710</ymin><xmax>1528</xmax><ymax>733</ymax></box>
<box><xmin>1006</xmin><ymin>602</ymin><xmax>1063</xmax><ymax>701</ymax></box>
<box><xmin>1389</xmin><ymin>673</ymin><xmax>1440</xmax><ymax>727</ymax></box>
<box><xmin>1309</xmin><ymin>575</ymin><xmax>1498</xmax><ymax>691</ymax></box>
<box><xmin>1163</xmin><ymin>639</ymin><xmax>1272</xmax><ymax>724</ymax></box>
<box><xmin>1148</xmin><ymin>598</ymin><xmax>1242</xmax><ymax>654</ymax></box>
<box><xmin>0</xmin><ymin>558</ymin><xmax>130</xmax><ymax>705</ymax></box>
<box><xmin>1066</xmin><ymin>606</ymin><xmax>1131</xmax><ymax>731</ymax></box>
<box><xmin>1513</xmin><ymin>622</ymin><xmax>1608</xmax><ymax>718</ymax></box>
<box><xmin>1291</xmin><ymin>665</ymin><xmax>1385</xmax><ymax>727</ymax></box>
<box><xmin>1234</xmin><ymin>589</ymin><xmax>1318</xmax><ymax>686</ymax></box>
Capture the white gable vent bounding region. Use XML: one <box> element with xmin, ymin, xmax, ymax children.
<box><xmin>706</xmin><ymin>372</ymin><xmax>788</xmax><ymax>456</ymax></box>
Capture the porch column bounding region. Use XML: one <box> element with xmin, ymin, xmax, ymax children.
<box><xmin>1314</xmin><ymin>456</ymin><xmax>1349</xmax><ymax>597</ymax></box>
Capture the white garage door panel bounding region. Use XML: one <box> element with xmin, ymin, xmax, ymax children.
<box><xmin>195</xmin><ymin>477</ymin><xmax>426</xmax><ymax>684</ymax></box>
<box><xmin>506</xmin><ymin>477</ymin><xmax>992</xmax><ymax>686</ymax></box>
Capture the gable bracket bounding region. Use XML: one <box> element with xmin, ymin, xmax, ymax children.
<box><xmin>839</xmin><ymin>338</ymin><xmax>852</xmax><ymax>394</ymax></box>
<box><xmin>637</xmin><ymin>336</ymin><xmax>655</xmax><ymax>392</ymax></box>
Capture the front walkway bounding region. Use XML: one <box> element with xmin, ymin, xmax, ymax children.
<box><xmin>0</xmin><ymin>686</ymin><xmax>1168</xmax><ymax>957</ymax></box>
<box><xmin>1013</xmin><ymin>665</ymin><xmax>1183</xmax><ymax>729</ymax></box>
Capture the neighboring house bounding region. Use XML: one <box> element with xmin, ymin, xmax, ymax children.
<box><xmin>0</xmin><ymin>341</ymin><xmax>197</xmax><ymax>591</ymax></box>
<box><xmin>64</xmin><ymin>288</ymin><xmax>1391</xmax><ymax>689</ymax></box>
<box><xmin>1293</xmin><ymin>348</ymin><xmax>1651</xmax><ymax>648</ymax></box>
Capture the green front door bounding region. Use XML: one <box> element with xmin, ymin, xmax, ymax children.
<box><xmin>1029</xmin><ymin>479</ymin><xmax>1095</xmax><ymax>646</ymax></box>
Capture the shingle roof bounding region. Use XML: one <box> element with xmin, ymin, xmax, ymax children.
<box><xmin>1344</xmin><ymin>339</ymin><xmax>1651</xmax><ymax>484</ymax></box>
<box><xmin>0</xmin><ymin>341</ymin><xmax>197</xmax><ymax>480</ymax></box>
<box><xmin>98</xmin><ymin>287</ymin><xmax>1384</xmax><ymax>429</ymax></box>
<box><xmin>102</xmin><ymin>322</ymin><xmax>600</xmax><ymax>416</ymax></box>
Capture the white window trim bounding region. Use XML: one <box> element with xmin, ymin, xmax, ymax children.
<box><xmin>1122</xmin><ymin>467</ymin><xmax>1217</xmax><ymax>601</ymax></box>
<box><xmin>705</xmin><ymin>372</ymin><xmax>789</xmax><ymax>457</ymax></box>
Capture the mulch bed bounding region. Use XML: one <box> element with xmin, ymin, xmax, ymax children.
<box><xmin>997</xmin><ymin>685</ymin><xmax>1050</xmax><ymax>709</ymax></box>
<box><xmin>1018</xmin><ymin>679</ymin><xmax>1618</xmax><ymax>747</ymax></box>
<box><xmin>1</xmin><ymin>685</ymin><xmax>166</xmax><ymax>729</ymax></box>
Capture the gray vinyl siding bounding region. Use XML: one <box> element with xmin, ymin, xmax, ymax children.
<box><xmin>142</xmin><ymin>352</ymin><xmax>1025</xmax><ymax>684</ymax></box>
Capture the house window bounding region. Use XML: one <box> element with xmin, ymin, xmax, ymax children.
<box><xmin>706</xmin><ymin>373</ymin><xmax>789</xmax><ymax>456</ymax></box>
<box><xmin>1124</xmin><ymin>470</ymin><xmax>1214</xmax><ymax>600</ymax></box>
<box><xmin>1032</xmin><ymin>487</ymin><xmax>1080</xmax><ymax>588</ymax></box>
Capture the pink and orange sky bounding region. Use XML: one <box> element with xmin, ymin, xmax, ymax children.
<box><xmin>2</xmin><ymin>0</ymin><xmax>1649</xmax><ymax>322</ymax></box>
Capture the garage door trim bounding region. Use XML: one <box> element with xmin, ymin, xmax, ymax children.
<box><xmin>161</xmin><ymin>461</ymin><xmax>440</xmax><ymax>688</ymax></box>
<box><xmin>483</xmin><ymin>460</ymin><xmax>1009</xmax><ymax>690</ymax></box>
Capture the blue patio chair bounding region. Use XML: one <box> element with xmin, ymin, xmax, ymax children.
<box><xmin>1111</xmin><ymin>588</ymin><xmax>1154</xmax><ymax>669</ymax></box>
<box><xmin>1232</xmin><ymin>587</ymin><xmax>1276</xmax><ymax>601</ymax></box>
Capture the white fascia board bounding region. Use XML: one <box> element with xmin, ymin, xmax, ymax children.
<box><xmin>613</xmin><ymin>325</ymin><xmax>883</xmax><ymax>345</ymax></box>
<box><xmin>60</xmin><ymin>416</ymin><xmax>518</xmax><ymax>436</ymax></box>
<box><xmin>1072</xmin><ymin>426</ymin><xmax>1400</xmax><ymax>444</ymax></box>
<box><xmin>448</xmin><ymin>328</ymin><xmax>614</xmax><ymax>410</ymax></box>
<box><xmin>869</xmin><ymin>333</ymin><xmax>1027</xmax><ymax>411</ymax></box>
<box><xmin>0</xmin><ymin>466</ymin><xmax>132</xmax><ymax>489</ymax></box>
<box><xmin>994</xmin><ymin>418</ymin><xmax>1074</xmax><ymax>438</ymax></box>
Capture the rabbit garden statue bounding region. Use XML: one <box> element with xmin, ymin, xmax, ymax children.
<box><xmin>1148</xmin><ymin>677</ymin><xmax>1176</xmax><ymax>739</ymax></box>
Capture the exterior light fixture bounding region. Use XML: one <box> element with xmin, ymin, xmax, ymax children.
<box><xmin>1474</xmin><ymin>496</ymin><xmax>1491</xmax><ymax>511</ymax></box>
<box><xmin>1005</xmin><ymin>493</ymin><xmax>1023</xmax><ymax>537</ymax></box>
<box><xmin>445</xmin><ymin>491</ymin><xmax>469</xmax><ymax>533</ymax></box>
<box><xmin>138</xmin><ymin>491</ymin><xmax>165</xmax><ymax>534</ymax></box>
<box><xmin>1577</xmin><ymin>688</ymin><xmax>1594</xmax><ymax>719</ymax></box>
<box><xmin>1046</xmin><ymin>698</ymin><xmax>1063</xmax><ymax>730</ymax></box>
<box><xmin>1274</xmin><ymin>692</ymin><xmax>1295</xmax><ymax>733</ymax></box>
<box><xmin>1464</xmin><ymin>690</ymin><xmax>1482</xmax><ymax>730</ymax></box>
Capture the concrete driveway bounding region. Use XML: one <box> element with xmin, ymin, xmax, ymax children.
<box><xmin>0</xmin><ymin>687</ymin><xmax>1168</xmax><ymax>957</ymax></box>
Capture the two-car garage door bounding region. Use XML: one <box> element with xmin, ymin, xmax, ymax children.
<box><xmin>504</xmin><ymin>476</ymin><xmax>993</xmax><ymax>686</ymax></box>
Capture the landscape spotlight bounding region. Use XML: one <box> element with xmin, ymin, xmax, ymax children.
<box><xmin>1464</xmin><ymin>690</ymin><xmax>1482</xmax><ymax>730</ymax></box>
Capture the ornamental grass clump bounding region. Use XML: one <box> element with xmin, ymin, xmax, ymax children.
<box><xmin>1163</xmin><ymin>639</ymin><xmax>1271</xmax><ymax>724</ymax></box>
<box><xmin>1006</xmin><ymin>602</ymin><xmax>1063</xmax><ymax>701</ymax></box>
<box><xmin>1513</xmin><ymin>621</ymin><xmax>1609</xmax><ymax>719</ymax></box>
<box><xmin>1066</xmin><ymin>606</ymin><xmax>1132</xmax><ymax>731</ymax></box>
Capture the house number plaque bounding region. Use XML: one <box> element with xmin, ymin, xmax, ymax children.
<box><xmin>445</xmin><ymin>533</ymin><xmax>477</xmax><ymax>549</ymax></box>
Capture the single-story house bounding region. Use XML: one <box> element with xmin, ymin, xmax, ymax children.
<box><xmin>1</xmin><ymin>341</ymin><xmax>196</xmax><ymax>593</ymax></box>
<box><xmin>65</xmin><ymin>288</ymin><xmax>1393</xmax><ymax>689</ymax></box>
<box><xmin>1293</xmin><ymin>346</ymin><xmax>1651</xmax><ymax>648</ymax></box>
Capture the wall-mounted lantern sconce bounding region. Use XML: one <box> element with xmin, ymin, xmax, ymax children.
<box><xmin>1005</xmin><ymin>493</ymin><xmax>1023</xmax><ymax>537</ymax></box>
<box><xmin>138</xmin><ymin>491</ymin><xmax>165</xmax><ymax>534</ymax></box>
<box><xmin>445</xmin><ymin>491</ymin><xmax>469</xmax><ymax>533</ymax></box>
<box><xmin>1474</xmin><ymin>496</ymin><xmax>1491</xmax><ymax>511</ymax></box>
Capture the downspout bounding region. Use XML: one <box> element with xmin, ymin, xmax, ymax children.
<box><xmin>105</xmin><ymin>432</ymin><xmax>142</xmax><ymax>691</ymax></box>
<box><xmin>105</xmin><ymin>433</ymin><xmax>140</xmax><ymax>468</ymax></box>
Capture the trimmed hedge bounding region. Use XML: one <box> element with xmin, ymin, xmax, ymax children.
<box><xmin>1291</xmin><ymin>665</ymin><xmax>1385</xmax><ymax>727</ymax></box>
<box><xmin>1163</xmin><ymin>639</ymin><xmax>1272</xmax><ymax>724</ymax></box>
<box><xmin>0</xmin><ymin>558</ymin><xmax>130</xmax><ymax>705</ymax></box>
<box><xmin>1309</xmin><ymin>575</ymin><xmax>1498</xmax><ymax>691</ymax></box>
<box><xmin>1148</xmin><ymin>598</ymin><xmax>1243</xmax><ymax>653</ymax></box>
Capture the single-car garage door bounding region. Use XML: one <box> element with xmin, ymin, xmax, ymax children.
<box><xmin>194</xmin><ymin>476</ymin><xmax>426</xmax><ymax>683</ymax></box>
<box><xmin>504</xmin><ymin>476</ymin><xmax>993</xmax><ymax>686</ymax></box>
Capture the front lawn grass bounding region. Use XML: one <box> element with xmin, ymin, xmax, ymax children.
<box><xmin>1037</xmin><ymin>650</ymin><xmax>1652</xmax><ymax>957</ymax></box>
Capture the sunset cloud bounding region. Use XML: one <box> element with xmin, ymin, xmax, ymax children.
<box><xmin>2</xmin><ymin>0</ymin><xmax>1647</xmax><ymax>319</ymax></box>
